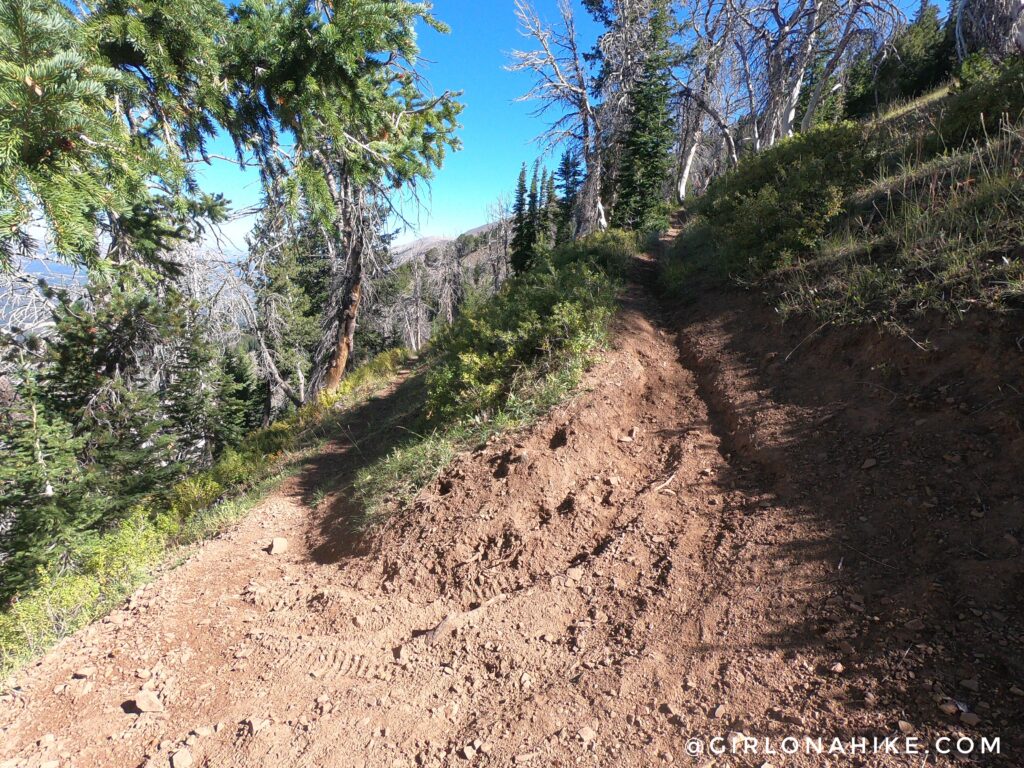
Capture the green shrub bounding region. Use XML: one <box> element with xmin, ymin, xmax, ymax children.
<box><xmin>551</xmin><ymin>229</ymin><xmax>638</xmax><ymax>278</ymax></box>
<box><xmin>210</xmin><ymin>447</ymin><xmax>256</xmax><ymax>488</ymax></box>
<box><xmin>933</xmin><ymin>58</ymin><xmax>1024</xmax><ymax>148</ymax></box>
<box><xmin>695</xmin><ymin>122</ymin><xmax>871</xmax><ymax>273</ymax></box>
<box><xmin>168</xmin><ymin>474</ymin><xmax>223</xmax><ymax>520</ymax></box>
<box><xmin>0</xmin><ymin>508</ymin><xmax>167</xmax><ymax>677</ymax></box>
<box><xmin>319</xmin><ymin>347</ymin><xmax>412</xmax><ymax>409</ymax></box>
<box><xmin>243</xmin><ymin>420</ymin><xmax>297</xmax><ymax>456</ymax></box>
<box><xmin>426</xmin><ymin>258</ymin><xmax>617</xmax><ymax>422</ymax></box>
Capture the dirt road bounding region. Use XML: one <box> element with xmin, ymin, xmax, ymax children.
<box><xmin>1</xmin><ymin>257</ymin><xmax>1021</xmax><ymax>767</ymax></box>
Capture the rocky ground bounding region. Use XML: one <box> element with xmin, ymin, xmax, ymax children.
<box><xmin>1</xmin><ymin>255</ymin><xmax>1021</xmax><ymax>767</ymax></box>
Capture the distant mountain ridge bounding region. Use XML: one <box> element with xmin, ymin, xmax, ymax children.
<box><xmin>390</xmin><ymin>221</ymin><xmax>499</xmax><ymax>265</ymax></box>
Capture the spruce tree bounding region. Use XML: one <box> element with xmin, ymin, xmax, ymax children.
<box><xmin>612</xmin><ymin>4</ymin><xmax>675</xmax><ymax>232</ymax></box>
<box><xmin>554</xmin><ymin>150</ymin><xmax>583</xmax><ymax>243</ymax></box>
<box><xmin>510</xmin><ymin>163</ymin><xmax>533</xmax><ymax>274</ymax></box>
<box><xmin>0</xmin><ymin>356</ymin><xmax>97</xmax><ymax>599</ymax></box>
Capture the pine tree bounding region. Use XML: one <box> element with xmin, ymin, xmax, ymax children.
<box><xmin>0</xmin><ymin>355</ymin><xmax>97</xmax><ymax>599</ymax></box>
<box><xmin>554</xmin><ymin>150</ymin><xmax>583</xmax><ymax>244</ymax></box>
<box><xmin>611</xmin><ymin>4</ymin><xmax>675</xmax><ymax>232</ymax></box>
<box><xmin>526</xmin><ymin>162</ymin><xmax>540</xmax><ymax>257</ymax></box>
<box><xmin>543</xmin><ymin>172</ymin><xmax>559</xmax><ymax>242</ymax></box>
<box><xmin>510</xmin><ymin>163</ymin><xmax>533</xmax><ymax>274</ymax></box>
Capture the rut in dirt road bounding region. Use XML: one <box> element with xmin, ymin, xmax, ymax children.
<box><xmin>2</xmin><ymin>256</ymin><xmax>1022</xmax><ymax>768</ymax></box>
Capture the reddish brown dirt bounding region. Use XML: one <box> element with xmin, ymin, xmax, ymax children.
<box><xmin>1</xmin><ymin>256</ymin><xmax>1022</xmax><ymax>768</ymax></box>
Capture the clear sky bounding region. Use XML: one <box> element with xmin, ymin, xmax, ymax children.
<box><xmin>195</xmin><ymin>0</ymin><xmax>601</xmax><ymax>251</ymax></box>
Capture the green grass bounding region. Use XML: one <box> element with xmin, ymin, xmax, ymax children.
<box><xmin>774</xmin><ymin>122</ymin><xmax>1024</xmax><ymax>325</ymax></box>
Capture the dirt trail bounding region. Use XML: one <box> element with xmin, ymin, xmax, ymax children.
<box><xmin>1</xmin><ymin>255</ymin><xmax>1022</xmax><ymax>768</ymax></box>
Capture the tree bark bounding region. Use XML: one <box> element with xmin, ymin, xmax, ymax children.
<box><xmin>320</xmin><ymin>251</ymin><xmax>363</xmax><ymax>392</ymax></box>
<box><xmin>677</xmin><ymin>135</ymin><xmax>702</xmax><ymax>200</ymax></box>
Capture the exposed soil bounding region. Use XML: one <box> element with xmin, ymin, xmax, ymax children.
<box><xmin>1</xmin><ymin>254</ymin><xmax>1022</xmax><ymax>768</ymax></box>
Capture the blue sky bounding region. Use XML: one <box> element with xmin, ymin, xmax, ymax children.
<box><xmin>196</xmin><ymin>1</ymin><xmax>601</xmax><ymax>250</ymax></box>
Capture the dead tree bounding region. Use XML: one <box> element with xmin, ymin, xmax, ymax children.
<box><xmin>509</xmin><ymin>0</ymin><xmax>608</xmax><ymax>235</ymax></box>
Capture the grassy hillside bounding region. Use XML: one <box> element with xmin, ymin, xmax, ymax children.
<box><xmin>660</xmin><ymin>59</ymin><xmax>1024</xmax><ymax>328</ymax></box>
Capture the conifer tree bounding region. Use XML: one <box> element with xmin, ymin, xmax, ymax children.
<box><xmin>543</xmin><ymin>172</ymin><xmax>559</xmax><ymax>242</ymax></box>
<box><xmin>45</xmin><ymin>282</ymin><xmax>181</xmax><ymax>510</ymax></box>
<box><xmin>554</xmin><ymin>150</ymin><xmax>583</xmax><ymax>243</ymax></box>
<box><xmin>164</xmin><ymin>313</ymin><xmax>222</xmax><ymax>466</ymax></box>
<box><xmin>612</xmin><ymin>4</ymin><xmax>675</xmax><ymax>232</ymax></box>
<box><xmin>0</xmin><ymin>0</ymin><xmax>171</xmax><ymax>268</ymax></box>
<box><xmin>526</xmin><ymin>162</ymin><xmax>540</xmax><ymax>251</ymax></box>
<box><xmin>224</xmin><ymin>0</ymin><xmax>461</xmax><ymax>394</ymax></box>
<box><xmin>510</xmin><ymin>163</ymin><xmax>534</xmax><ymax>274</ymax></box>
<box><xmin>218</xmin><ymin>347</ymin><xmax>264</xmax><ymax>442</ymax></box>
<box><xmin>0</xmin><ymin>354</ymin><xmax>96</xmax><ymax>598</ymax></box>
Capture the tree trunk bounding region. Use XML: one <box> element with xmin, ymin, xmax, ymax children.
<box><xmin>801</xmin><ymin>15</ymin><xmax>857</xmax><ymax>133</ymax></box>
<box><xmin>309</xmin><ymin>151</ymin><xmax>372</xmax><ymax>396</ymax></box>
<box><xmin>677</xmin><ymin>136</ymin><xmax>702</xmax><ymax>200</ymax></box>
<box><xmin>577</xmin><ymin>153</ymin><xmax>607</xmax><ymax>236</ymax></box>
<box><xmin>320</xmin><ymin>254</ymin><xmax>363</xmax><ymax>392</ymax></box>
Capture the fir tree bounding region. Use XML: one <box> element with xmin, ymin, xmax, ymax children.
<box><xmin>526</xmin><ymin>162</ymin><xmax>540</xmax><ymax>256</ymax></box>
<box><xmin>224</xmin><ymin>0</ymin><xmax>461</xmax><ymax>394</ymax></box>
<box><xmin>0</xmin><ymin>0</ymin><xmax>162</xmax><ymax>267</ymax></box>
<box><xmin>554</xmin><ymin>150</ymin><xmax>583</xmax><ymax>244</ymax></box>
<box><xmin>843</xmin><ymin>3</ymin><xmax>953</xmax><ymax>118</ymax></box>
<box><xmin>0</xmin><ymin>355</ymin><xmax>97</xmax><ymax>599</ymax></box>
<box><xmin>510</xmin><ymin>163</ymin><xmax>533</xmax><ymax>274</ymax></box>
<box><xmin>46</xmin><ymin>282</ymin><xmax>181</xmax><ymax>511</ymax></box>
<box><xmin>164</xmin><ymin>313</ymin><xmax>220</xmax><ymax>466</ymax></box>
<box><xmin>612</xmin><ymin>3</ymin><xmax>675</xmax><ymax>231</ymax></box>
<box><xmin>543</xmin><ymin>172</ymin><xmax>559</xmax><ymax>242</ymax></box>
<box><xmin>0</xmin><ymin>0</ymin><xmax>228</xmax><ymax>272</ymax></box>
<box><xmin>219</xmin><ymin>347</ymin><xmax>264</xmax><ymax>441</ymax></box>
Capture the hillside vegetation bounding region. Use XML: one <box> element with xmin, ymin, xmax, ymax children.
<box><xmin>4</xmin><ymin>0</ymin><xmax>1024</xmax><ymax>692</ymax></box>
<box><xmin>660</xmin><ymin>58</ymin><xmax>1024</xmax><ymax>328</ymax></box>
<box><xmin>0</xmin><ymin>231</ymin><xmax>632</xmax><ymax>679</ymax></box>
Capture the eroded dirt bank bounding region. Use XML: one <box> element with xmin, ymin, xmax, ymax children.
<box><xmin>1</xmin><ymin>257</ymin><xmax>1021</xmax><ymax>767</ymax></box>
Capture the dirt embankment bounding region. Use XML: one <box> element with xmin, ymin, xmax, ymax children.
<box><xmin>1</xmin><ymin>256</ymin><xmax>1022</xmax><ymax>768</ymax></box>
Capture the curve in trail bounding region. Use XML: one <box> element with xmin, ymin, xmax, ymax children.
<box><xmin>2</xmin><ymin>253</ymin><xmax>1021</xmax><ymax>768</ymax></box>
